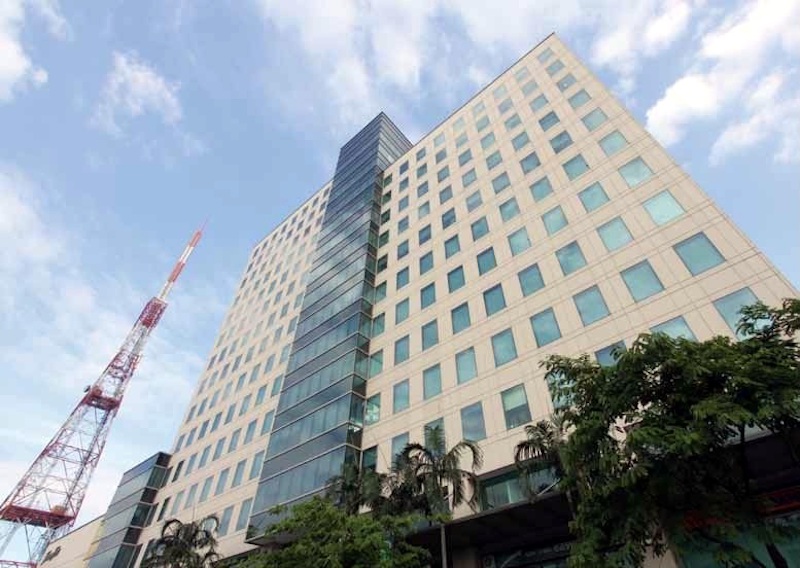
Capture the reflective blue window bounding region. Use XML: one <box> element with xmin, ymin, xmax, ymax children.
<box><xmin>394</xmin><ymin>335</ymin><xmax>410</xmax><ymax>364</ymax></box>
<box><xmin>420</xmin><ymin>251</ymin><xmax>434</xmax><ymax>274</ymax></box>
<box><xmin>620</xmin><ymin>260</ymin><xmax>664</xmax><ymax>302</ymax></box>
<box><xmin>395</xmin><ymin>298</ymin><xmax>409</xmax><ymax>324</ymax></box>
<box><xmin>483</xmin><ymin>284</ymin><xmax>507</xmax><ymax>316</ymax></box>
<box><xmin>530</xmin><ymin>176</ymin><xmax>553</xmax><ymax>201</ymax></box>
<box><xmin>456</xmin><ymin>347</ymin><xmax>477</xmax><ymax>384</ymax></box>
<box><xmin>599</xmin><ymin>130</ymin><xmax>628</xmax><ymax>156</ymax></box>
<box><xmin>644</xmin><ymin>190</ymin><xmax>684</xmax><ymax>225</ymax></box>
<box><xmin>531</xmin><ymin>308</ymin><xmax>561</xmax><ymax>347</ymax></box>
<box><xmin>578</xmin><ymin>182</ymin><xmax>609</xmax><ymax>212</ymax></box>
<box><xmin>491</xmin><ymin>328</ymin><xmax>518</xmax><ymax>367</ymax></box>
<box><xmin>563</xmin><ymin>154</ymin><xmax>590</xmax><ymax>180</ymax></box>
<box><xmin>481</xmin><ymin>132</ymin><xmax>496</xmax><ymax>149</ymax></box>
<box><xmin>440</xmin><ymin>186</ymin><xmax>453</xmax><ymax>203</ymax></box>
<box><xmin>539</xmin><ymin>111</ymin><xmax>560</xmax><ymax>131</ymax></box>
<box><xmin>466</xmin><ymin>190</ymin><xmax>482</xmax><ymax>212</ymax></box>
<box><xmin>441</xmin><ymin>208</ymin><xmax>456</xmax><ymax>229</ymax></box>
<box><xmin>619</xmin><ymin>157</ymin><xmax>654</xmax><ymax>187</ymax></box>
<box><xmin>463</xmin><ymin>168</ymin><xmax>478</xmax><ymax>187</ymax></box>
<box><xmin>673</xmin><ymin>233</ymin><xmax>725</xmax><ymax>275</ymax></box>
<box><xmin>459</xmin><ymin>149</ymin><xmax>473</xmax><ymax>166</ymax></box>
<box><xmin>421</xmin><ymin>320</ymin><xmax>439</xmax><ymax>350</ymax></box>
<box><xmin>393</xmin><ymin>380</ymin><xmax>409</xmax><ymax>413</ymax></box>
<box><xmin>651</xmin><ymin>316</ymin><xmax>696</xmax><ymax>340</ymax></box>
<box><xmin>582</xmin><ymin>108</ymin><xmax>608</xmax><ymax>131</ymax></box>
<box><xmin>520</xmin><ymin>151</ymin><xmax>540</xmax><ymax>173</ymax></box>
<box><xmin>451</xmin><ymin>303</ymin><xmax>471</xmax><ymax>334</ymax></box>
<box><xmin>418</xmin><ymin>224</ymin><xmax>431</xmax><ymax>245</ymax></box>
<box><xmin>714</xmin><ymin>288</ymin><xmax>759</xmax><ymax>339</ymax></box>
<box><xmin>597</xmin><ymin>217</ymin><xmax>633</xmax><ymax>251</ymax></box>
<box><xmin>518</xmin><ymin>263</ymin><xmax>545</xmax><ymax>296</ymax></box>
<box><xmin>550</xmin><ymin>131</ymin><xmax>573</xmax><ymax>153</ymax></box>
<box><xmin>569</xmin><ymin>89</ymin><xmax>591</xmax><ymax>109</ymax></box>
<box><xmin>530</xmin><ymin>94</ymin><xmax>548</xmax><ymax>112</ymax></box>
<box><xmin>542</xmin><ymin>206</ymin><xmax>568</xmax><ymax>235</ymax></box>
<box><xmin>546</xmin><ymin>59</ymin><xmax>565</xmax><ymax>76</ymax></box>
<box><xmin>486</xmin><ymin>151</ymin><xmax>503</xmax><ymax>170</ymax></box>
<box><xmin>557</xmin><ymin>73</ymin><xmax>576</xmax><ymax>91</ymax></box>
<box><xmin>508</xmin><ymin>227</ymin><xmax>531</xmax><ymax>255</ymax></box>
<box><xmin>573</xmin><ymin>285</ymin><xmax>610</xmax><ymax>326</ymax></box>
<box><xmin>499</xmin><ymin>197</ymin><xmax>520</xmax><ymax>221</ymax></box>
<box><xmin>444</xmin><ymin>235</ymin><xmax>460</xmax><ymax>258</ymax></box>
<box><xmin>504</xmin><ymin>113</ymin><xmax>521</xmax><ymax>129</ymax></box>
<box><xmin>476</xmin><ymin>116</ymin><xmax>490</xmax><ymax>132</ymax></box>
<box><xmin>448</xmin><ymin>266</ymin><xmax>466</xmax><ymax>292</ymax></box>
<box><xmin>461</xmin><ymin>402</ymin><xmax>487</xmax><ymax>442</ymax></box>
<box><xmin>492</xmin><ymin>172</ymin><xmax>511</xmax><ymax>193</ymax></box>
<box><xmin>471</xmin><ymin>217</ymin><xmax>490</xmax><ymax>240</ymax></box>
<box><xmin>512</xmin><ymin>131</ymin><xmax>530</xmax><ymax>150</ymax></box>
<box><xmin>477</xmin><ymin>248</ymin><xmax>497</xmax><ymax>275</ymax></box>
<box><xmin>595</xmin><ymin>341</ymin><xmax>625</xmax><ymax>367</ymax></box>
<box><xmin>501</xmin><ymin>385</ymin><xmax>531</xmax><ymax>429</ymax></box>
<box><xmin>392</xmin><ymin>432</ymin><xmax>409</xmax><ymax>461</ymax></box>
<box><xmin>556</xmin><ymin>241</ymin><xmax>587</xmax><ymax>275</ymax></box>
<box><xmin>396</xmin><ymin>267</ymin><xmax>409</xmax><ymax>289</ymax></box>
<box><xmin>421</xmin><ymin>283</ymin><xmax>436</xmax><ymax>309</ymax></box>
<box><xmin>423</xmin><ymin>364</ymin><xmax>442</xmax><ymax>399</ymax></box>
<box><xmin>522</xmin><ymin>78</ymin><xmax>538</xmax><ymax>96</ymax></box>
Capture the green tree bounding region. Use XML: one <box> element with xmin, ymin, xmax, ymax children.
<box><xmin>141</xmin><ymin>516</ymin><xmax>220</xmax><ymax>568</ymax></box>
<box><xmin>399</xmin><ymin>425</ymin><xmax>484</xmax><ymax>516</ymax></box>
<box><xmin>237</xmin><ymin>496</ymin><xmax>429</xmax><ymax>568</ymax></box>
<box><xmin>513</xmin><ymin>412</ymin><xmax>568</xmax><ymax>500</ymax></box>
<box><xmin>541</xmin><ymin>299</ymin><xmax>800</xmax><ymax>568</ymax></box>
<box><xmin>326</xmin><ymin>461</ymin><xmax>387</xmax><ymax>516</ymax></box>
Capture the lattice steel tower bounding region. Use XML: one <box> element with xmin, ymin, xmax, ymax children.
<box><xmin>0</xmin><ymin>227</ymin><xmax>203</xmax><ymax>567</ymax></box>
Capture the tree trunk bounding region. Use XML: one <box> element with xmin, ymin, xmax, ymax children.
<box><xmin>765</xmin><ymin>542</ymin><xmax>788</xmax><ymax>568</ymax></box>
<box><xmin>440</xmin><ymin>524</ymin><xmax>448</xmax><ymax>568</ymax></box>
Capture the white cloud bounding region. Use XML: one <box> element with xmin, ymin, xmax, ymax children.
<box><xmin>646</xmin><ymin>0</ymin><xmax>800</xmax><ymax>158</ymax></box>
<box><xmin>0</xmin><ymin>165</ymin><xmax>228</xmax><ymax>534</ymax></box>
<box><xmin>92</xmin><ymin>51</ymin><xmax>183</xmax><ymax>137</ymax></box>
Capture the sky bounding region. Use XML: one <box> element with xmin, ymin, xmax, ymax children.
<box><xmin>1</xmin><ymin>0</ymin><xmax>799</xmax><ymax>551</ymax></box>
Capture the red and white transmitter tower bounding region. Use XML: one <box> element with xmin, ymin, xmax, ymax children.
<box><xmin>0</xmin><ymin>227</ymin><xmax>203</xmax><ymax>568</ymax></box>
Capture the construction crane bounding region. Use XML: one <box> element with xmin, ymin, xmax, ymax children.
<box><xmin>0</xmin><ymin>227</ymin><xmax>203</xmax><ymax>567</ymax></box>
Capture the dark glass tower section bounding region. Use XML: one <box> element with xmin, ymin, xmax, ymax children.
<box><xmin>247</xmin><ymin>114</ymin><xmax>411</xmax><ymax>538</ymax></box>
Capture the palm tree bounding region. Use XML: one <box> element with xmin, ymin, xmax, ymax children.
<box><xmin>399</xmin><ymin>425</ymin><xmax>484</xmax><ymax>516</ymax></box>
<box><xmin>513</xmin><ymin>413</ymin><xmax>567</xmax><ymax>499</ymax></box>
<box><xmin>326</xmin><ymin>461</ymin><xmax>387</xmax><ymax>515</ymax></box>
<box><xmin>141</xmin><ymin>516</ymin><xmax>220</xmax><ymax>568</ymax></box>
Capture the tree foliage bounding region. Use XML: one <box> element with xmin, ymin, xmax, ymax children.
<box><xmin>141</xmin><ymin>516</ymin><xmax>220</xmax><ymax>568</ymax></box>
<box><xmin>236</xmin><ymin>497</ymin><xmax>429</xmax><ymax>568</ymax></box>
<box><xmin>540</xmin><ymin>299</ymin><xmax>800</xmax><ymax>567</ymax></box>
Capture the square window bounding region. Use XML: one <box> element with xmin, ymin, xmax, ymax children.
<box><xmin>471</xmin><ymin>217</ymin><xmax>490</xmax><ymax>240</ymax></box>
<box><xmin>530</xmin><ymin>177</ymin><xmax>553</xmax><ymax>201</ymax></box>
<box><xmin>556</xmin><ymin>241</ymin><xmax>587</xmax><ymax>275</ymax></box>
<box><xmin>395</xmin><ymin>298</ymin><xmax>410</xmax><ymax>324</ymax></box>
<box><xmin>375</xmin><ymin>282</ymin><xmax>387</xmax><ymax>302</ymax></box>
<box><xmin>673</xmin><ymin>232</ymin><xmax>725</xmax><ymax>275</ymax></box>
<box><xmin>491</xmin><ymin>328</ymin><xmax>518</xmax><ymax>366</ymax></box>
<box><xmin>437</xmin><ymin>166</ymin><xmax>450</xmax><ymax>182</ymax></box>
<box><xmin>456</xmin><ymin>132</ymin><xmax>469</xmax><ymax>147</ymax></box>
<box><xmin>569</xmin><ymin>89</ymin><xmax>591</xmax><ymax>109</ymax></box>
<box><xmin>644</xmin><ymin>190</ymin><xmax>684</xmax><ymax>225</ymax></box>
<box><xmin>417</xmin><ymin>201</ymin><xmax>430</xmax><ymax>219</ymax></box>
<box><xmin>714</xmin><ymin>288</ymin><xmax>758</xmax><ymax>339</ymax></box>
<box><xmin>522</xmin><ymin>78</ymin><xmax>538</xmax><ymax>96</ymax></box>
<box><xmin>451</xmin><ymin>303</ymin><xmax>472</xmax><ymax>334</ymax></box>
<box><xmin>372</xmin><ymin>313</ymin><xmax>385</xmax><ymax>337</ymax></box>
<box><xmin>619</xmin><ymin>157</ymin><xmax>654</xmax><ymax>187</ymax></box>
<box><xmin>417</xmin><ymin>164</ymin><xmax>427</xmax><ymax>178</ymax></box>
<box><xmin>435</xmin><ymin>148</ymin><xmax>447</xmax><ymax>163</ymax></box>
<box><xmin>531</xmin><ymin>308</ymin><xmax>561</xmax><ymax>347</ymax></box>
<box><xmin>505</xmin><ymin>113</ymin><xmax>521</xmax><ymax>130</ymax></box>
<box><xmin>398</xmin><ymin>217</ymin><xmax>409</xmax><ymax>233</ymax></box>
<box><xmin>396</xmin><ymin>268</ymin><xmax>409</xmax><ymax>289</ymax></box>
<box><xmin>416</xmin><ymin>148</ymin><xmax>427</xmax><ymax>161</ymax></box>
<box><xmin>434</xmin><ymin>132</ymin><xmax>445</xmax><ymax>146</ymax></box>
<box><xmin>530</xmin><ymin>94</ymin><xmax>548</xmax><ymax>112</ymax></box>
<box><xmin>597</xmin><ymin>217</ymin><xmax>633</xmax><ymax>251</ymax></box>
<box><xmin>472</xmin><ymin>101</ymin><xmax>486</xmax><ymax>116</ymax></box>
<box><xmin>620</xmin><ymin>260</ymin><xmax>665</xmax><ymax>302</ymax></box>
<box><xmin>651</xmin><ymin>316</ymin><xmax>696</xmax><ymax>340</ymax></box>
<box><xmin>518</xmin><ymin>263</ymin><xmax>545</xmax><ymax>296</ymax></box>
<box><xmin>574</xmin><ymin>285</ymin><xmax>611</xmax><ymax>325</ymax></box>
<box><xmin>542</xmin><ymin>206</ymin><xmax>568</xmax><ymax>235</ymax></box>
<box><xmin>462</xmin><ymin>168</ymin><xmax>478</xmax><ymax>187</ymax></box>
<box><xmin>400</xmin><ymin>161</ymin><xmax>409</xmax><ymax>174</ymax></box>
<box><xmin>563</xmin><ymin>154</ymin><xmax>590</xmax><ymax>180</ymax></box>
<box><xmin>422</xmin><ymin>319</ymin><xmax>439</xmax><ymax>349</ymax></box>
<box><xmin>550</xmin><ymin>130</ymin><xmax>573</xmax><ymax>153</ymax></box>
<box><xmin>493</xmin><ymin>84</ymin><xmax>508</xmax><ymax>100</ymax></box>
<box><xmin>476</xmin><ymin>115</ymin><xmax>490</xmax><ymax>131</ymax></box>
<box><xmin>370</xmin><ymin>351</ymin><xmax>383</xmax><ymax>377</ymax></box>
<box><xmin>477</xmin><ymin>247</ymin><xmax>497</xmax><ymax>275</ymax></box>
<box><xmin>546</xmin><ymin>59</ymin><xmax>565</xmax><ymax>76</ymax></box>
<box><xmin>539</xmin><ymin>111</ymin><xmax>560</xmax><ymax>131</ymax></box>
<box><xmin>595</xmin><ymin>341</ymin><xmax>625</xmax><ymax>367</ymax></box>
<box><xmin>480</xmin><ymin>132</ymin><xmax>496</xmax><ymax>149</ymax></box>
<box><xmin>393</xmin><ymin>380</ymin><xmax>410</xmax><ymax>413</ymax></box>
<box><xmin>498</xmin><ymin>97</ymin><xmax>514</xmax><ymax>113</ymax></box>
<box><xmin>499</xmin><ymin>198</ymin><xmax>520</xmax><ymax>221</ymax></box>
<box><xmin>461</xmin><ymin>402</ymin><xmax>487</xmax><ymax>441</ymax></box>
<box><xmin>417</xmin><ymin>181</ymin><xmax>429</xmax><ymax>197</ymax></box>
<box><xmin>578</xmin><ymin>182</ymin><xmax>609</xmax><ymax>212</ymax></box>
<box><xmin>508</xmin><ymin>227</ymin><xmax>531</xmax><ymax>255</ymax></box>
<box><xmin>538</xmin><ymin>47</ymin><xmax>554</xmax><ymax>63</ymax></box>
<box><xmin>492</xmin><ymin>172</ymin><xmax>511</xmax><ymax>193</ymax></box>
<box><xmin>599</xmin><ymin>130</ymin><xmax>629</xmax><ymax>156</ymax></box>
<box><xmin>365</xmin><ymin>394</ymin><xmax>380</xmax><ymax>425</ymax></box>
<box><xmin>439</xmin><ymin>186</ymin><xmax>453</xmax><ymax>203</ymax></box>
<box><xmin>418</xmin><ymin>224</ymin><xmax>432</xmax><ymax>245</ymax></box>
<box><xmin>514</xmin><ymin>67</ymin><xmax>531</xmax><ymax>82</ymax></box>
<box><xmin>520</xmin><ymin>151</ymin><xmax>541</xmax><ymax>174</ymax></box>
<box><xmin>557</xmin><ymin>73</ymin><xmax>576</xmax><ymax>91</ymax></box>
<box><xmin>512</xmin><ymin>131</ymin><xmax>530</xmax><ymax>150</ymax></box>
<box><xmin>486</xmin><ymin>150</ymin><xmax>503</xmax><ymax>170</ymax></box>
<box><xmin>392</xmin><ymin>433</ymin><xmax>409</xmax><ymax>461</ymax></box>
<box><xmin>421</xmin><ymin>283</ymin><xmax>436</xmax><ymax>308</ymax></box>
<box><xmin>394</xmin><ymin>335</ymin><xmax>410</xmax><ymax>364</ymax></box>
<box><xmin>448</xmin><ymin>266</ymin><xmax>466</xmax><ymax>292</ymax></box>
<box><xmin>420</xmin><ymin>251</ymin><xmax>434</xmax><ymax>274</ymax></box>
<box><xmin>459</xmin><ymin>149</ymin><xmax>473</xmax><ymax>166</ymax></box>
<box><xmin>456</xmin><ymin>347</ymin><xmax>477</xmax><ymax>384</ymax></box>
<box><xmin>424</xmin><ymin>418</ymin><xmax>445</xmax><ymax>447</ymax></box>
<box><xmin>582</xmin><ymin>107</ymin><xmax>608</xmax><ymax>131</ymax></box>
<box><xmin>423</xmin><ymin>364</ymin><xmax>442</xmax><ymax>399</ymax></box>
<box><xmin>399</xmin><ymin>178</ymin><xmax>409</xmax><ymax>191</ymax></box>
<box><xmin>398</xmin><ymin>196</ymin><xmax>409</xmax><ymax>211</ymax></box>
<box><xmin>445</xmin><ymin>235</ymin><xmax>461</xmax><ymax>258</ymax></box>
<box><xmin>501</xmin><ymin>385</ymin><xmax>531</xmax><ymax>429</ymax></box>
<box><xmin>454</xmin><ymin>116</ymin><xmax>466</xmax><ymax>131</ymax></box>
<box><xmin>483</xmin><ymin>284</ymin><xmax>507</xmax><ymax>316</ymax></box>
<box><xmin>442</xmin><ymin>208</ymin><xmax>457</xmax><ymax>229</ymax></box>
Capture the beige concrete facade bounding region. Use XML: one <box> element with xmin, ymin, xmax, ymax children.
<box><xmin>40</xmin><ymin>516</ymin><xmax>103</xmax><ymax>568</ymax></box>
<box><xmin>127</xmin><ymin>32</ymin><xmax>796</xmax><ymax>566</ymax></box>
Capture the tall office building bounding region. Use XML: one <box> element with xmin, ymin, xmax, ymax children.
<box><xmin>43</xmin><ymin>33</ymin><xmax>798</xmax><ymax>567</ymax></box>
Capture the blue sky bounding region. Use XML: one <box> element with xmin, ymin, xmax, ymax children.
<box><xmin>1</xmin><ymin>0</ymin><xmax>798</xmax><ymax>538</ymax></box>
